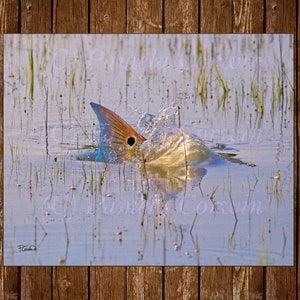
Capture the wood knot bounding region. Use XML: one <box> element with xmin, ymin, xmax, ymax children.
<box><xmin>60</xmin><ymin>278</ymin><xmax>71</xmax><ymax>290</ymax></box>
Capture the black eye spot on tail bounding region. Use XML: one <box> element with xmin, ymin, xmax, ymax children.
<box><xmin>127</xmin><ymin>136</ymin><xmax>135</xmax><ymax>146</ymax></box>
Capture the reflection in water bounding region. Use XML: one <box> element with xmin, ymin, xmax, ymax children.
<box><xmin>143</xmin><ymin>163</ymin><xmax>207</xmax><ymax>196</ymax></box>
<box><xmin>137</xmin><ymin>162</ymin><xmax>208</xmax><ymax>265</ymax></box>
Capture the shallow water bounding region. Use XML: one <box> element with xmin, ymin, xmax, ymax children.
<box><xmin>4</xmin><ymin>34</ymin><xmax>293</xmax><ymax>266</ymax></box>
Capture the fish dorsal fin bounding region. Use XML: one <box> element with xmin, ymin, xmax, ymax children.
<box><xmin>90</xmin><ymin>102</ymin><xmax>146</xmax><ymax>163</ymax></box>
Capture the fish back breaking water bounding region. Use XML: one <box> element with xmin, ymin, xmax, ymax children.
<box><xmin>137</xmin><ymin>106</ymin><xmax>214</xmax><ymax>167</ymax></box>
<box><xmin>79</xmin><ymin>103</ymin><xmax>214</xmax><ymax>167</ymax></box>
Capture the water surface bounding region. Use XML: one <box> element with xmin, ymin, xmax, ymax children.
<box><xmin>4</xmin><ymin>34</ymin><xmax>293</xmax><ymax>266</ymax></box>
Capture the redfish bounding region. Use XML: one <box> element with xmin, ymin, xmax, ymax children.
<box><xmin>88</xmin><ymin>102</ymin><xmax>213</xmax><ymax>166</ymax></box>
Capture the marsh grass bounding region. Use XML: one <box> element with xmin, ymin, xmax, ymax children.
<box><xmin>234</xmin><ymin>81</ymin><xmax>245</xmax><ymax>129</ymax></box>
<box><xmin>196</xmin><ymin>36</ymin><xmax>204</xmax><ymax>66</ymax></box>
<box><xmin>44</xmin><ymin>87</ymin><xmax>49</xmax><ymax>155</ymax></box>
<box><xmin>250</xmin><ymin>76</ymin><xmax>265</xmax><ymax>128</ymax></box>
<box><xmin>281</xmin><ymin>226</ymin><xmax>287</xmax><ymax>258</ymax></box>
<box><xmin>214</xmin><ymin>65</ymin><xmax>230</xmax><ymax>110</ymax></box>
<box><xmin>88</xmin><ymin>162</ymin><xmax>106</xmax><ymax>197</ymax></box>
<box><xmin>273</xmin><ymin>170</ymin><xmax>283</xmax><ymax>206</ymax></box>
<box><xmin>196</xmin><ymin>67</ymin><xmax>207</xmax><ymax>108</ymax></box>
<box><xmin>270</xmin><ymin>75</ymin><xmax>282</xmax><ymax>127</ymax></box>
<box><xmin>52</xmin><ymin>155</ymin><xmax>67</xmax><ymax>184</ymax></box>
<box><xmin>29</xmin><ymin>47</ymin><xmax>34</xmax><ymax>100</ymax></box>
<box><xmin>196</xmin><ymin>37</ymin><xmax>208</xmax><ymax>108</ymax></box>
<box><xmin>228</xmin><ymin>172</ymin><xmax>237</xmax><ymax>224</ymax></box>
<box><xmin>8</xmin><ymin>139</ymin><xmax>23</xmax><ymax>183</ymax></box>
<box><xmin>71</xmin><ymin>65</ymin><xmax>77</xmax><ymax>88</ymax></box>
<box><xmin>209</xmin><ymin>185</ymin><xmax>219</xmax><ymax>212</ymax></box>
<box><xmin>264</xmin><ymin>170</ymin><xmax>284</xmax><ymax>206</ymax></box>
<box><xmin>259</xmin><ymin>246</ymin><xmax>270</xmax><ymax>266</ymax></box>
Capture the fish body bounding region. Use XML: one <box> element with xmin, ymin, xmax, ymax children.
<box><xmin>87</xmin><ymin>102</ymin><xmax>213</xmax><ymax>166</ymax></box>
<box><xmin>141</xmin><ymin>132</ymin><xmax>213</xmax><ymax>167</ymax></box>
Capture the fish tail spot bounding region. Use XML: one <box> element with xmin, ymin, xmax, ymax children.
<box><xmin>127</xmin><ymin>136</ymin><xmax>136</xmax><ymax>146</ymax></box>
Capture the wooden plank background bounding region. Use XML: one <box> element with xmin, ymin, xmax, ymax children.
<box><xmin>0</xmin><ymin>0</ymin><xmax>298</xmax><ymax>299</ymax></box>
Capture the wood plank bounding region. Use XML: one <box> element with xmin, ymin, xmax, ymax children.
<box><xmin>200</xmin><ymin>267</ymin><xmax>233</xmax><ymax>299</ymax></box>
<box><xmin>90</xmin><ymin>267</ymin><xmax>126</xmax><ymax>300</ymax></box>
<box><xmin>233</xmin><ymin>0</ymin><xmax>264</xmax><ymax>33</ymax></box>
<box><xmin>52</xmin><ymin>0</ymin><xmax>88</xmax><ymax>33</ymax></box>
<box><xmin>297</xmin><ymin>2</ymin><xmax>300</xmax><ymax>297</ymax></box>
<box><xmin>164</xmin><ymin>267</ymin><xmax>198</xmax><ymax>300</ymax></box>
<box><xmin>266</xmin><ymin>267</ymin><xmax>297</xmax><ymax>299</ymax></box>
<box><xmin>52</xmin><ymin>267</ymin><xmax>89</xmax><ymax>299</ymax></box>
<box><xmin>21</xmin><ymin>267</ymin><xmax>52</xmax><ymax>299</ymax></box>
<box><xmin>90</xmin><ymin>0</ymin><xmax>126</xmax><ymax>33</ymax></box>
<box><xmin>127</xmin><ymin>267</ymin><xmax>163</xmax><ymax>299</ymax></box>
<box><xmin>265</xmin><ymin>2</ymin><xmax>297</xmax><ymax>300</ymax></box>
<box><xmin>20</xmin><ymin>0</ymin><xmax>51</xmax><ymax>33</ymax></box>
<box><xmin>2</xmin><ymin>267</ymin><xmax>20</xmax><ymax>300</ymax></box>
<box><xmin>0</xmin><ymin>0</ymin><xmax>19</xmax><ymax>33</ymax></box>
<box><xmin>127</xmin><ymin>0</ymin><xmax>162</xmax><ymax>33</ymax></box>
<box><xmin>233</xmin><ymin>267</ymin><xmax>264</xmax><ymax>299</ymax></box>
<box><xmin>200</xmin><ymin>0</ymin><xmax>233</xmax><ymax>33</ymax></box>
<box><xmin>265</xmin><ymin>0</ymin><xmax>296</xmax><ymax>33</ymax></box>
<box><xmin>164</xmin><ymin>0</ymin><xmax>198</xmax><ymax>33</ymax></box>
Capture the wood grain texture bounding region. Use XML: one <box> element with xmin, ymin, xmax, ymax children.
<box><xmin>164</xmin><ymin>0</ymin><xmax>198</xmax><ymax>33</ymax></box>
<box><xmin>265</xmin><ymin>0</ymin><xmax>296</xmax><ymax>33</ymax></box>
<box><xmin>233</xmin><ymin>0</ymin><xmax>264</xmax><ymax>33</ymax></box>
<box><xmin>266</xmin><ymin>267</ymin><xmax>297</xmax><ymax>299</ymax></box>
<box><xmin>298</xmin><ymin>1</ymin><xmax>300</xmax><ymax>294</ymax></box>
<box><xmin>200</xmin><ymin>0</ymin><xmax>233</xmax><ymax>33</ymax></box>
<box><xmin>52</xmin><ymin>267</ymin><xmax>89</xmax><ymax>299</ymax></box>
<box><xmin>0</xmin><ymin>0</ymin><xmax>19</xmax><ymax>33</ymax></box>
<box><xmin>233</xmin><ymin>267</ymin><xmax>264</xmax><ymax>299</ymax></box>
<box><xmin>165</xmin><ymin>267</ymin><xmax>198</xmax><ymax>300</ymax></box>
<box><xmin>127</xmin><ymin>0</ymin><xmax>162</xmax><ymax>33</ymax></box>
<box><xmin>1</xmin><ymin>267</ymin><xmax>20</xmax><ymax>300</ymax></box>
<box><xmin>200</xmin><ymin>267</ymin><xmax>233</xmax><ymax>299</ymax></box>
<box><xmin>21</xmin><ymin>267</ymin><xmax>51</xmax><ymax>299</ymax></box>
<box><xmin>90</xmin><ymin>0</ymin><xmax>126</xmax><ymax>33</ymax></box>
<box><xmin>127</xmin><ymin>267</ymin><xmax>163</xmax><ymax>299</ymax></box>
<box><xmin>21</xmin><ymin>0</ymin><xmax>51</xmax><ymax>32</ymax></box>
<box><xmin>52</xmin><ymin>0</ymin><xmax>88</xmax><ymax>33</ymax></box>
<box><xmin>265</xmin><ymin>2</ymin><xmax>297</xmax><ymax>299</ymax></box>
<box><xmin>90</xmin><ymin>267</ymin><xmax>126</xmax><ymax>300</ymax></box>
